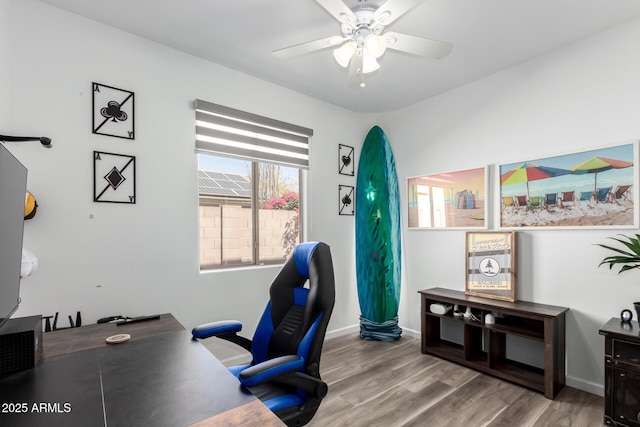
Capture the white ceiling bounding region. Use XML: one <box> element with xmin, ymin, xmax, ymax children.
<box><xmin>38</xmin><ymin>0</ymin><xmax>640</xmax><ymax>113</ymax></box>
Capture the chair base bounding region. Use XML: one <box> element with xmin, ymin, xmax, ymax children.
<box><xmin>275</xmin><ymin>405</ymin><xmax>319</xmax><ymax>427</ymax></box>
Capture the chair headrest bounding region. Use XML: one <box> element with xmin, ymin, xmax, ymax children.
<box><xmin>293</xmin><ymin>241</ymin><xmax>322</xmax><ymax>278</ymax></box>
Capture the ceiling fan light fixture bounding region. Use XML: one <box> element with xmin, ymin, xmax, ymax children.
<box><xmin>333</xmin><ymin>41</ymin><xmax>356</xmax><ymax>67</ymax></box>
<box><xmin>272</xmin><ymin>0</ymin><xmax>453</xmax><ymax>86</ymax></box>
<box><xmin>362</xmin><ymin>54</ymin><xmax>380</xmax><ymax>74</ymax></box>
<box><xmin>364</xmin><ymin>34</ymin><xmax>387</xmax><ymax>58</ymax></box>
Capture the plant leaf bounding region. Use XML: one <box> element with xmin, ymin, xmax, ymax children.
<box><xmin>596</xmin><ymin>234</ymin><xmax>640</xmax><ymax>274</ymax></box>
<box><xmin>619</xmin><ymin>265</ymin><xmax>640</xmax><ymax>274</ymax></box>
<box><xmin>595</xmin><ymin>243</ymin><xmax>635</xmax><ymax>258</ymax></box>
<box><xmin>614</xmin><ymin>234</ymin><xmax>640</xmax><ymax>252</ymax></box>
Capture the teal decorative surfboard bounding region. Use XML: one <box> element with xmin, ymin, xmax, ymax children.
<box><xmin>355</xmin><ymin>126</ymin><xmax>402</xmax><ymax>341</ymax></box>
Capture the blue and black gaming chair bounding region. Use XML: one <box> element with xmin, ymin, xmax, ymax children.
<box><xmin>192</xmin><ymin>241</ymin><xmax>335</xmax><ymax>427</ymax></box>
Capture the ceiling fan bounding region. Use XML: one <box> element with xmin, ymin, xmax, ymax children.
<box><xmin>272</xmin><ymin>0</ymin><xmax>453</xmax><ymax>87</ymax></box>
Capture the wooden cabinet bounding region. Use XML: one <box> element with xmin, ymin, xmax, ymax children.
<box><xmin>600</xmin><ymin>318</ymin><xmax>640</xmax><ymax>426</ymax></box>
<box><xmin>419</xmin><ymin>287</ymin><xmax>568</xmax><ymax>399</ymax></box>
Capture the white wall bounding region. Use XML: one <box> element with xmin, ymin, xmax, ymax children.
<box><xmin>380</xmin><ymin>16</ymin><xmax>640</xmax><ymax>395</ymax></box>
<box><xmin>0</xmin><ymin>1</ymin><xmax>10</xmax><ymax>125</ymax></box>
<box><xmin>5</xmin><ymin>0</ymin><xmax>363</xmax><ymax>356</ymax></box>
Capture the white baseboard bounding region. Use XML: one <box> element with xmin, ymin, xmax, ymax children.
<box><xmin>325</xmin><ymin>324</ymin><xmax>420</xmax><ymax>339</ymax></box>
<box><xmin>401</xmin><ymin>327</ymin><xmax>420</xmax><ymax>338</ymax></box>
<box><xmin>325</xmin><ymin>324</ymin><xmax>359</xmax><ymax>339</ymax></box>
<box><xmin>566</xmin><ymin>375</ymin><xmax>604</xmax><ymax>397</ymax></box>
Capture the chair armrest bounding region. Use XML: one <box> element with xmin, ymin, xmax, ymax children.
<box><xmin>191</xmin><ymin>320</ymin><xmax>252</xmax><ymax>352</ymax></box>
<box><xmin>192</xmin><ymin>320</ymin><xmax>242</xmax><ymax>339</ymax></box>
<box><xmin>238</xmin><ymin>355</ymin><xmax>328</xmax><ymax>399</ymax></box>
<box><xmin>239</xmin><ymin>355</ymin><xmax>304</xmax><ymax>387</ymax></box>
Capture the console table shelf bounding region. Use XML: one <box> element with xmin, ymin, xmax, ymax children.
<box><xmin>419</xmin><ymin>287</ymin><xmax>568</xmax><ymax>399</ymax></box>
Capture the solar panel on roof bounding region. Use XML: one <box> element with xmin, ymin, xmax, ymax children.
<box><xmin>208</xmin><ymin>172</ymin><xmax>228</xmax><ymax>180</ymax></box>
<box><xmin>215</xmin><ymin>188</ymin><xmax>239</xmax><ymax>196</ymax></box>
<box><xmin>198</xmin><ymin>170</ymin><xmax>251</xmax><ymax>198</ymax></box>
<box><xmin>229</xmin><ymin>174</ymin><xmax>249</xmax><ymax>182</ymax></box>
<box><xmin>198</xmin><ymin>178</ymin><xmax>221</xmax><ymax>188</ymax></box>
<box><xmin>228</xmin><ymin>181</ymin><xmax>248</xmax><ymax>190</ymax></box>
<box><xmin>199</xmin><ymin>188</ymin><xmax>218</xmax><ymax>196</ymax></box>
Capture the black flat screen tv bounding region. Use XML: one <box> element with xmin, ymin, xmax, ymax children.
<box><xmin>0</xmin><ymin>144</ymin><xmax>27</xmax><ymax>330</ymax></box>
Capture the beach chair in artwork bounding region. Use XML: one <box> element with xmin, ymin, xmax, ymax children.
<box><xmin>502</xmin><ymin>196</ymin><xmax>516</xmax><ymax>213</ymax></box>
<box><xmin>528</xmin><ymin>196</ymin><xmax>543</xmax><ymax>211</ymax></box>
<box><xmin>544</xmin><ymin>193</ymin><xmax>559</xmax><ymax>211</ymax></box>
<box><xmin>514</xmin><ymin>195</ymin><xmax>528</xmax><ymax>211</ymax></box>
<box><xmin>560</xmin><ymin>190</ymin><xmax>575</xmax><ymax>208</ymax></box>
<box><xmin>578</xmin><ymin>191</ymin><xmax>594</xmax><ymax>205</ymax></box>
<box><xmin>595</xmin><ymin>187</ymin><xmax>614</xmax><ymax>204</ymax></box>
<box><xmin>612</xmin><ymin>185</ymin><xmax>632</xmax><ymax>203</ymax></box>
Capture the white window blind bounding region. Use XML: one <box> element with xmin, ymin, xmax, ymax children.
<box><xmin>194</xmin><ymin>99</ymin><xmax>312</xmax><ymax>169</ymax></box>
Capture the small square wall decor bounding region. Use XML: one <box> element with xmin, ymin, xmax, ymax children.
<box><xmin>339</xmin><ymin>144</ymin><xmax>354</xmax><ymax>176</ymax></box>
<box><xmin>92</xmin><ymin>82</ymin><xmax>135</xmax><ymax>140</ymax></box>
<box><xmin>94</xmin><ymin>151</ymin><xmax>136</xmax><ymax>204</ymax></box>
<box><xmin>339</xmin><ymin>185</ymin><xmax>354</xmax><ymax>215</ymax></box>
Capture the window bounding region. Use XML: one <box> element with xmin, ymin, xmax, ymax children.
<box><xmin>195</xmin><ymin>100</ymin><xmax>311</xmax><ymax>269</ymax></box>
<box><xmin>414</xmin><ymin>184</ymin><xmax>447</xmax><ymax>228</ymax></box>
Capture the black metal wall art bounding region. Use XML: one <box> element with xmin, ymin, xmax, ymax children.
<box><xmin>92</xmin><ymin>82</ymin><xmax>135</xmax><ymax>140</ymax></box>
<box><xmin>94</xmin><ymin>151</ymin><xmax>136</xmax><ymax>204</ymax></box>
<box><xmin>339</xmin><ymin>144</ymin><xmax>354</xmax><ymax>176</ymax></box>
<box><xmin>339</xmin><ymin>185</ymin><xmax>354</xmax><ymax>215</ymax></box>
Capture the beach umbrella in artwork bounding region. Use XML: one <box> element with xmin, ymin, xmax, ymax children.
<box><xmin>570</xmin><ymin>156</ymin><xmax>633</xmax><ymax>193</ymax></box>
<box><xmin>500</xmin><ymin>162</ymin><xmax>573</xmax><ymax>199</ymax></box>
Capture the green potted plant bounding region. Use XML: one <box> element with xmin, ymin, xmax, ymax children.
<box><xmin>596</xmin><ymin>233</ymin><xmax>640</xmax><ymax>319</ymax></box>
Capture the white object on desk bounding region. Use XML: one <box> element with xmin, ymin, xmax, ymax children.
<box><xmin>106</xmin><ymin>334</ymin><xmax>131</xmax><ymax>344</ymax></box>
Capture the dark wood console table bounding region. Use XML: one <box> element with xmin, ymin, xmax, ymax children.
<box><xmin>599</xmin><ymin>317</ymin><xmax>640</xmax><ymax>426</ymax></box>
<box><xmin>419</xmin><ymin>288</ymin><xmax>568</xmax><ymax>399</ymax></box>
<box><xmin>0</xmin><ymin>313</ymin><xmax>284</xmax><ymax>427</ymax></box>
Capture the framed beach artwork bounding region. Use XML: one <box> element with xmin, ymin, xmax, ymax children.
<box><xmin>498</xmin><ymin>141</ymin><xmax>638</xmax><ymax>229</ymax></box>
<box><xmin>407</xmin><ymin>166</ymin><xmax>488</xmax><ymax>229</ymax></box>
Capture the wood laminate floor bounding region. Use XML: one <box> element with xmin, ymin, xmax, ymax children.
<box><xmin>308</xmin><ymin>334</ymin><xmax>604</xmax><ymax>427</ymax></box>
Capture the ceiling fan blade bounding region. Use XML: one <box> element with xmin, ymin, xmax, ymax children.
<box><xmin>272</xmin><ymin>35</ymin><xmax>345</xmax><ymax>59</ymax></box>
<box><xmin>384</xmin><ymin>32</ymin><xmax>452</xmax><ymax>59</ymax></box>
<box><xmin>374</xmin><ymin>0</ymin><xmax>423</xmax><ymax>26</ymax></box>
<box><xmin>315</xmin><ymin>0</ymin><xmax>357</xmax><ymax>25</ymax></box>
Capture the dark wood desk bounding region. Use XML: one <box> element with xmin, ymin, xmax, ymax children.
<box><xmin>0</xmin><ymin>314</ymin><xmax>284</xmax><ymax>426</ymax></box>
<box><xmin>42</xmin><ymin>313</ymin><xmax>185</xmax><ymax>358</ymax></box>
